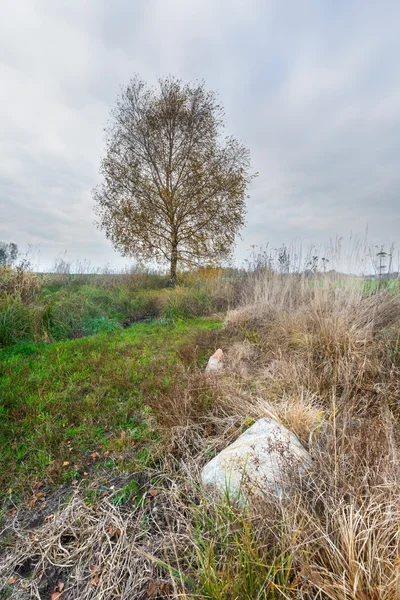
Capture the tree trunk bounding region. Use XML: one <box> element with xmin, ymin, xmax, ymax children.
<box><xmin>169</xmin><ymin>244</ymin><xmax>178</xmax><ymax>287</ymax></box>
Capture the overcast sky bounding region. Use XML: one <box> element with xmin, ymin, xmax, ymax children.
<box><xmin>1</xmin><ymin>0</ymin><xmax>399</xmax><ymax>271</ymax></box>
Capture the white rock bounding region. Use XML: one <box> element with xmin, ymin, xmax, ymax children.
<box><xmin>205</xmin><ymin>348</ymin><xmax>224</xmax><ymax>372</ymax></box>
<box><xmin>201</xmin><ymin>417</ymin><xmax>311</xmax><ymax>503</ymax></box>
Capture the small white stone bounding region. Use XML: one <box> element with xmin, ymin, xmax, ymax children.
<box><xmin>205</xmin><ymin>348</ymin><xmax>224</xmax><ymax>372</ymax></box>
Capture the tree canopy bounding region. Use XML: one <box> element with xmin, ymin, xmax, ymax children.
<box><xmin>93</xmin><ymin>76</ymin><xmax>255</xmax><ymax>283</ymax></box>
<box><xmin>0</xmin><ymin>242</ymin><xmax>18</xmax><ymax>266</ymax></box>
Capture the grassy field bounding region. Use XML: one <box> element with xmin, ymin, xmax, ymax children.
<box><xmin>1</xmin><ymin>264</ymin><xmax>400</xmax><ymax>599</ymax></box>
<box><xmin>0</xmin><ymin>317</ymin><xmax>222</xmax><ymax>499</ymax></box>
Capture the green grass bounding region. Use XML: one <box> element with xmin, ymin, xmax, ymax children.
<box><xmin>151</xmin><ymin>494</ymin><xmax>295</xmax><ymax>599</ymax></box>
<box><xmin>0</xmin><ymin>317</ymin><xmax>222</xmax><ymax>499</ymax></box>
<box><xmin>362</xmin><ymin>277</ymin><xmax>400</xmax><ymax>295</ymax></box>
<box><xmin>190</xmin><ymin>502</ymin><xmax>294</xmax><ymax>599</ymax></box>
<box><xmin>0</xmin><ymin>281</ymin><xmax>224</xmax><ymax>347</ymax></box>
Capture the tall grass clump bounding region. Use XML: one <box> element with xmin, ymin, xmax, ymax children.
<box><xmin>0</xmin><ymin>266</ymin><xmax>42</xmax><ymax>345</ymax></box>
<box><xmin>0</xmin><ymin>297</ymin><xmax>37</xmax><ymax>346</ymax></box>
<box><xmin>201</xmin><ymin>252</ymin><xmax>400</xmax><ymax>598</ymax></box>
<box><xmin>0</xmin><ymin>265</ymin><xmax>40</xmax><ymax>301</ymax></box>
<box><xmin>160</xmin><ymin>287</ymin><xmax>216</xmax><ymax>323</ymax></box>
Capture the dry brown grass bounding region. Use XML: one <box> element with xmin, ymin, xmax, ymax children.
<box><xmin>224</xmin><ymin>272</ymin><xmax>399</xmax><ymax>410</ymax></box>
<box><xmin>288</xmin><ymin>406</ymin><xmax>400</xmax><ymax>599</ymax></box>
<box><xmin>0</xmin><ymin>265</ymin><xmax>40</xmax><ymax>301</ymax></box>
<box><xmin>1</xmin><ymin>270</ymin><xmax>400</xmax><ymax>598</ymax></box>
<box><xmin>0</xmin><ymin>416</ymin><xmax>248</xmax><ymax>599</ymax></box>
<box><xmin>216</xmin><ymin>270</ymin><xmax>400</xmax><ymax>598</ymax></box>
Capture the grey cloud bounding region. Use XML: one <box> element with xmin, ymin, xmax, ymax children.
<box><xmin>0</xmin><ymin>0</ymin><xmax>399</xmax><ymax>271</ymax></box>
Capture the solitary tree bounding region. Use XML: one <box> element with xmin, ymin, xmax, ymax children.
<box><xmin>93</xmin><ymin>77</ymin><xmax>254</xmax><ymax>284</ymax></box>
